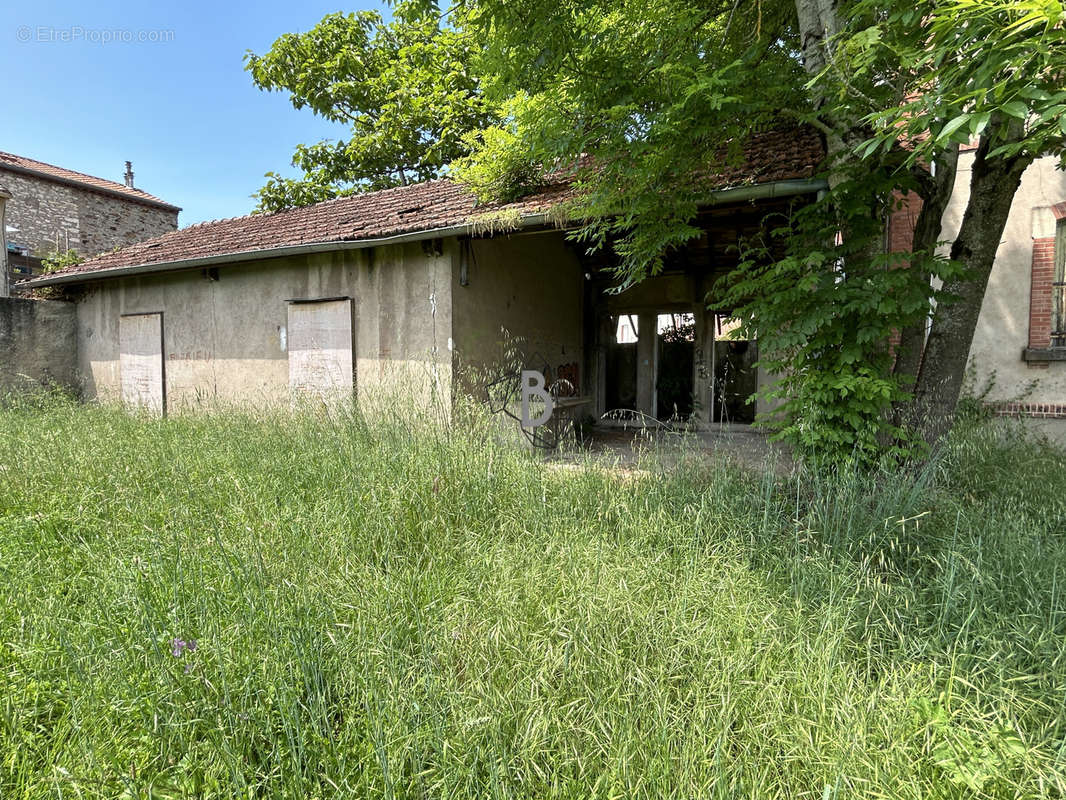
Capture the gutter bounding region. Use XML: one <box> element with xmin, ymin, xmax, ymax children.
<box><xmin>17</xmin><ymin>178</ymin><xmax>826</xmax><ymax>290</ymax></box>
<box><xmin>0</xmin><ymin>161</ymin><xmax>182</xmax><ymax>213</ymax></box>
<box><xmin>698</xmin><ymin>178</ymin><xmax>827</xmax><ymax>205</ymax></box>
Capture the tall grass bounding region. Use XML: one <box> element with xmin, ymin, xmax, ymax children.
<box><xmin>0</xmin><ymin>394</ymin><xmax>1064</xmax><ymax>798</ymax></box>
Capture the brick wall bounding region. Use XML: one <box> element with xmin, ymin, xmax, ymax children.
<box><xmin>0</xmin><ymin>168</ymin><xmax>177</xmax><ymax>260</ymax></box>
<box><xmin>886</xmin><ymin>191</ymin><xmax>922</xmax><ymax>351</ymax></box>
<box><xmin>887</xmin><ymin>190</ymin><xmax>922</xmax><ymax>256</ymax></box>
<box><xmin>1026</xmin><ymin>203</ymin><xmax>1066</xmax><ymax>364</ymax></box>
<box><xmin>989</xmin><ymin>401</ymin><xmax>1066</xmax><ymax>420</ymax></box>
<box><xmin>1029</xmin><ymin>237</ymin><xmax>1056</xmax><ymax>351</ymax></box>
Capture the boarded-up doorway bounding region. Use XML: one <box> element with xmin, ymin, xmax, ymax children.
<box><xmin>119</xmin><ymin>312</ymin><xmax>165</xmax><ymax>416</ymax></box>
<box><xmin>287</xmin><ymin>298</ymin><xmax>355</xmax><ymax>401</ymax></box>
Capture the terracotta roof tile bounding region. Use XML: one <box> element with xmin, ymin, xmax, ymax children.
<box><xmin>29</xmin><ymin>126</ymin><xmax>823</xmax><ymax>283</ymax></box>
<box><xmin>0</xmin><ymin>151</ymin><xmax>179</xmax><ymax>211</ymax></box>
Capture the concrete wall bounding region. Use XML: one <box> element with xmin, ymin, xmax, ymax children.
<box><xmin>0</xmin><ymin>168</ymin><xmax>178</xmax><ymax>259</ymax></box>
<box><xmin>75</xmin><ymin>240</ymin><xmax>453</xmax><ymax>412</ymax></box>
<box><xmin>945</xmin><ymin>154</ymin><xmax>1066</xmax><ymax>403</ymax></box>
<box><xmin>451</xmin><ymin>233</ymin><xmax>585</xmax><ymax>392</ymax></box>
<box><xmin>0</xmin><ymin>297</ymin><xmax>77</xmax><ymax>394</ymax></box>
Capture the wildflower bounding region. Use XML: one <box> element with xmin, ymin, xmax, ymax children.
<box><xmin>171</xmin><ymin>637</ymin><xmax>197</xmax><ymax>657</ymax></box>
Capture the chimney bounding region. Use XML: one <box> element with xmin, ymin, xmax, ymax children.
<box><xmin>124</xmin><ymin>161</ymin><xmax>134</xmax><ymax>188</ymax></box>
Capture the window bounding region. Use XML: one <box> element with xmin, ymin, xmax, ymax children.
<box><xmin>1053</xmin><ymin>219</ymin><xmax>1066</xmax><ymax>348</ymax></box>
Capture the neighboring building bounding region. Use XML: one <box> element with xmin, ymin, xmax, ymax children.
<box><xmin>13</xmin><ymin>128</ymin><xmax>824</xmax><ymax>423</ymax></box>
<box><xmin>911</xmin><ymin>151</ymin><xmax>1066</xmax><ymax>437</ymax></box>
<box><xmin>958</xmin><ymin>155</ymin><xmax>1066</xmax><ymax>412</ymax></box>
<box><xmin>0</xmin><ymin>152</ymin><xmax>179</xmax><ymax>280</ymax></box>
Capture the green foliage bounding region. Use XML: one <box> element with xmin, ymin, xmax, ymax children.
<box><xmin>721</xmin><ymin>176</ymin><xmax>962</xmax><ymax>464</ymax></box>
<box><xmin>451</xmin><ymin>95</ymin><xmax>543</xmax><ymax>204</ymax></box>
<box><xmin>245</xmin><ymin>3</ymin><xmax>497</xmax><ymax>212</ymax></box>
<box><xmin>0</xmin><ymin>400</ymin><xmax>1065</xmax><ymax>795</ymax></box>
<box><xmin>847</xmin><ymin>0</ymin><xmax>1066</xmax><ymax>168</ymax></box>
<box><xmin>451</xmin><ymin>0</ymin><xmax>806</xmax><ymax>274</ymax></box>
<box><xmin>39</xmin><ymin>249</ymin><xmax>82</xmax><ymax>274</ymax></box>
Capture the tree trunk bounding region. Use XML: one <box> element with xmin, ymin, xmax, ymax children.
<box><xmin>912</xmin><ymin>127</ymin><xmax>1032</xmax><ymax>441</ymax></box>
<box><xmin>893</xmin><ymin>145</ymin><xmax>960</xmax><ymax>399</ymax></box>
<box><xmin>795</xmin><ymin>0</ymin><xmax>850</xmax><ymax>186</ymax></box>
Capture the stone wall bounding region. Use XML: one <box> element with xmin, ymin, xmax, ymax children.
<box><xmin>0</xmin><ymin>188</ymin><xmax>9</xmax><ymax>298</ymax></box>
<box><xmin>0</xmin><ymin>168</ymin><xmax>178</xmax><ymax>259</ymax></box>
<box><xmin>0</xmin><ymin>297</ymin><xmax>78</xmax><ymax>394</ymax></box>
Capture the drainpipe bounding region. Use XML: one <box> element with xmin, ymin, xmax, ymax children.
<box><xmin>0</xmin><ymin>185</ymin><xmax>10</xmax><ymax>298</ymax></box>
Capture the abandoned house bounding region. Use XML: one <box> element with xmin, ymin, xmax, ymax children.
<box><xmin>9</xmin><ymin>127</ymin><xmax>1066</xmax><ymax>440</ymax></box>
<box><xmin>0</xmin><ymin>151</ymin><xmax>180</xmax><ymax>281</ymax></box>
<box><xmin>11</xmin><ymin>128</ymin><xmax>823</xmax><ymax>425</ymax></box>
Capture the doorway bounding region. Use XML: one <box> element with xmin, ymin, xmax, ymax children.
<box><xmin>604</xmin><ymin>313</ymin><xmax>695</xmax><ymax>422</ymax></box>
<box><xmin>119</xmin><ymin>311</ymin><xmax>166</xmax><ymax>416</ymax></box>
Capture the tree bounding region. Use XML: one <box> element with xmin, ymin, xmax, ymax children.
<box><xmin>448</xmin><ymin>0</ymin><xmax>1066</xmax><ymax>459</ymax></box>
<box><xmin>245</xmin><ymin>3</ymin><xmax>496</xmax><ymax>212</ymax></box>
<box><xmin>849</xmin><ymin>0</ymin><xmax>1066</xmax><ymax>439</ymax></box>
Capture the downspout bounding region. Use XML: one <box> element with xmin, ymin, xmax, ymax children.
<box><xmin>0</xmin><ymin>186</ymin><xmax>10</xmax><ymax>298</ymax></box>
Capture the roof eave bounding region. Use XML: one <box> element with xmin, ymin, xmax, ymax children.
<box><xmin>16</xmin><ymin>177</ymin><xmax>827</xmax><ymax>290</ymax></box>
<box><xmin>15</xmin><ymin>217</ymin><xmax>533</xmax><ymax>289</ymax></box>
<box><xmin>0</xmin><ymin>161</ymin><xmax>181</xmax><ymax>213</ymax></box>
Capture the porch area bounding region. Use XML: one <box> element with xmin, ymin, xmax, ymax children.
<box><xmin>451</xmin><ymin>195</ymin><xmax>801</xmax><ymax>436</ymax></box>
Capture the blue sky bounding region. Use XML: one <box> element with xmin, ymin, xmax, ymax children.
<box><xmin>2</xmin><ymin>0</ymin><xmax>381</xmax><ymax>226</ymax></box>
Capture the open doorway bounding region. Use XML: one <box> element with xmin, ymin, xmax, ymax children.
<box><xmin>604</xmin><ymin>313</ymin><xmax>695</xmax><ymax>422</ymax></box>
<box><xmin>605</xmin><ymin>314</ymin><xmax>638</xmax><ymax>411</ymax></box>
<box><xmin>657</xmin><ymin>313</ymin><xmax>694</xmax><ymax>421</ymax></box>
<box><xmin>711</xmin><ymin>315</ymin><xmax>757</xmax><ymax>424</ymax></box>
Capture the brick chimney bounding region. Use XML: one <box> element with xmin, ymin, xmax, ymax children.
<box><xmin>124</xmin><ymin>161</ymin><xmax>134</xmax><ymax>188</ymax></box>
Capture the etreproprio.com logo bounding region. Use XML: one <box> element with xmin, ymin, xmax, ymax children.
<box><xmin>17</xmin><ymin>25</ymin><xmax>175</xmax><ymax>44</ymax></box>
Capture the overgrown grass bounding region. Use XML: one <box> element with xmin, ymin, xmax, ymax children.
<box><xmin>0</xmin><ymin>395</ymin><xmax>1065</xmax><ymax>798</ymax></box>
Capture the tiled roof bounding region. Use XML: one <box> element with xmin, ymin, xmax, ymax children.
<box><xmin>28</xmin><ymin>126</ymin><xmax>824</xmax><ymax>284</ymax></box>
<box><xmin>0</xmin><ymin>151</ymin><xmax>179</xmax><ymax>211</ymax></box>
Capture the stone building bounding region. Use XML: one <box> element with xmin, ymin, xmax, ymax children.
<box><xmin>0</xmin><ymin>152</ymin><xmax>179</xmax><ymax>280</ymax></box>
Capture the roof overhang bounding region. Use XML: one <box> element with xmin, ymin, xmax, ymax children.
<box><xmin>16</xmin><ymin>178</ymin><xmax>826</xmax><ymax>290</ymax></box>
<box><xmin>0</xmin><ymin>161</ymin><xmax>181</xmax><ymax>213</ymax></box>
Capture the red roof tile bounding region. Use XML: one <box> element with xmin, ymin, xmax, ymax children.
<box><xmin>0</xmin><ymin>151</ymin><xmax>179</xmax><ymax>211</ymax></box>
<box><xmin>27</xmin><ymin>126</ymin><xmax>823</xmax><ymax>284</ymax></box>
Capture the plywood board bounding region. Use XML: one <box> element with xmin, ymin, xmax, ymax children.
<box><xmin>287</xmin><ymin>299</ymin><xmax>354</xmax><ymax>400</ymax></box>
<box><xmin>119</xmin><ymin>312</ymin><xmax>165</xmax><ymax>415</ymax></box>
